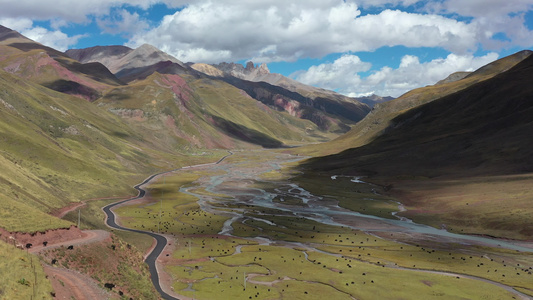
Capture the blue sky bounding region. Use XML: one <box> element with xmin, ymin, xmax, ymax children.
<box><xmin>1</xmin><ymin>0</ymin><xmax>532</xmax><ymax>97</ymax></box>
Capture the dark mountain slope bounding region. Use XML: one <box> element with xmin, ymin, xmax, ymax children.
<box><xmin>115</xmin><ymin>60</ymin><xmax>192</xmax><ymax>83</ymax></box>
<box><xmin>65</xmin><ymin>45</ymin><xmax>132</xmax><ymax>66</ymax></box>
<box><xmin>298</xmin><ymin>50</ymin><xmax>532</xmax><ymax>156</ymax></box>
<box><xmin>218</xmin><ymin>75</ymin><xmax>367</xmax><ymax>132</ymax></box>
<box><xmin>302</xmin><ymin>52</ymin><xmax>533</xmax><ymax>177</ymax></box>
<box><xmin>296</xmin><ymin>52</ymin><xmax>533</xmax><ymax>239</ymax></box>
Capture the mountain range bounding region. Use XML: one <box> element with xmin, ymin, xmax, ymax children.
<box><xmin>0</xmin><ymin>24</ymin><xmax>377</xmax><ymax>232</ymax></box>
<box><xmin>2</xmin><ymin>22</ymin><xmax>533</xmax><ymax>299</ymax></box>
<box><xmin>2</xmin><ymin>22</ymin><xmax>533</xmax><ymax>236</ymax></box>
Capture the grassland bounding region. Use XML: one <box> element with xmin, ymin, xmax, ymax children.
<box><xmin>0</xmin><ymin>240</ymin><xmax>53</xmax><ymax>300</ymax></box>
<box><xmin>381</xmin><ymin>174</ymin><xmax>533</xmax><ymax>240</ymax></box>
<box><xmin>113</xmin><ymin>150</ymin><xmax>533</xmax><ymax>299</ymax></box>
<box><xmin>0</xmin><ymin>68</ymin><xmax>183</xmax><ymax>232</ymax></box>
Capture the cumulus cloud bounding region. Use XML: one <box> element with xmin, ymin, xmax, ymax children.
<box><xmin>0</xmin><ymin>17</ymin><xmax>84</xmax><ymax>51</ymax></box>
<box><xmin>0</xmin><ymin>17</ymin><xmax>34</xmax><ymax>32</ymax></box>
<box><xmin>0</xmin><ymin>0</ymin><xmax>529</xmax><ymax>95</ymax></box>
<box><xmin>0</xmin><ymin>0</ymin><xmax>185</xmax><ymax>49</ymax></box>
<box><xmin>356</xmin><ymin>0</ymin><xmax>422</xmax><ymax>8</ymax></box>
<box><xmin>1</xmin><ymin>0</ymin><xmax>531</xmax><ymax>63</ymax></box>
<box><xmin>425</xmin><ymin>0</ymin><xmax>533</xmax><ymax>18</ymax></box>
<box><xmin>24</xmin><ymin>27</ymin><xmax>85</xmax><ymax>51</ymax></box>
<box><xmin>0</xmin><ymin>0</ymin><xmax>187</xmax><ymax>22</ymax></box>
<box><xmin>127</xmin><ymin>1</ymin><xmax>480</xmax><ymax>63</ymax></box>
<box><xmin>291</xmin><ymin>55</ymin><xmax>371</xmax><ymax>91</ymax></box>
<box><xmin>293</xmin><ymin>52</ymin><xmax>499</xmax><ymax>97</ymax></box>
<box><xmin>423</xmin><ymin>0</ymin><xmax>533</xmax><ymax>50</ymax></box>
<box><xmin>97</xmin><ymin>9</ymin><xmax>149</xmax><ymax>36</ymax></box>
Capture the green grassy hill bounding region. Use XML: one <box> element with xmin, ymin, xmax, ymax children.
<box><xmin>0</xmin><ymin>68</ymin><xmax>188</xmax><ymax>232</ymax></box>
<box><xmin>0</xmin><ymin>26</ymin><xmax>342</xmax><ymax>233</ymax></box>
<box><xmin>193</xmin><ymin>62</ymin><xmax>372</xmax><ymax>133</ymax></box>
<box><xmin>98</xmin><ymin>72</ymin><xmax>331</xmax><ymax>150</ymax></box>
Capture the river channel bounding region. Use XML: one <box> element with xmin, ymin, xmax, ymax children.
<box><xmin>177</xmin><ymin>151</ymin><xmax>533</xmax><ymax>253</ymax></box>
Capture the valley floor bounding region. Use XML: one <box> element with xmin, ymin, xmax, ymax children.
<box><xmin>5</xmin><ymin>150</ymin><xmax>531</xmax><ymax>299</ymax></box>
<box><xmin>110</xmin><ymin>150</ymin><xmax>533</xmax><ymax>300</ymax></box>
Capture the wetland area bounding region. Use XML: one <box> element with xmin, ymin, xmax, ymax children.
<box><xmin>112</xmin><ymin>150</ymin><xmax>533</xmax><ymax>300</ymax></box>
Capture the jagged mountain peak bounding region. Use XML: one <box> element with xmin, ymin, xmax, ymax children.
<box><xmin>211</xmin><ymin>61</ymin><xmax>270</xmax><ymax>81</ymax></box>
<box><xmin>245</xmin><ymin>61</ymin><xmax>270</xmax><ymax>73</ymax></box>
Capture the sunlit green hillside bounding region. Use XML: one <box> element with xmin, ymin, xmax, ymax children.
<box><xmin>0</xmin><ymin>69</ymin><xmax>188</xmax><ymax>232</ymax></box>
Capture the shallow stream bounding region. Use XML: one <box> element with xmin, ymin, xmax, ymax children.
<box><xmin>180</xmin><ymin>153</ymin><xmax>533</xmax><ymax>253</ymax></box>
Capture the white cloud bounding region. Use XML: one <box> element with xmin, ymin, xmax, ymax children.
<box><xmin>0</xmin><ymin>17</ymin><xmax>34</xmax><ymax>32</ymax></box>
<box><xmin>128</xmin><ymin>1</ymin><xmax>481</xmax><ymax>63</ymax></box>
<box><xmin>1</xmin><ymin>0</ymin><xmax>531</xmax><ymax>63</ymax></box>
<box><xmin>292</xmin><ymin>55</ymin><xmax>371</xmax><ymax>91</ymax></box>
<box><xmin>0</xmin><ymin>0</ymin><xmax>530</xmax><ymax>94</ymax></box>
<box><xmin>23</xmin><ymin>27</ymin><xmax>85</xmax><ymax>51</ymax></box>
<box><xmin>0</xmin><ymin>0</ymin><xmax>187</xmax><ymax>22</ymax></box>
<box><xmin>426</xmin><ymin>0</ymin><xmax>533</xmax><ymax>18</ymax></box>
<box><xmin>294</xmin><ymin>52</ymin><xmax>499</xmax><ymax>97</ymax></box>
<box><xmin>97</xmin><ymin>9</ymin><xmax>149</xmax><ymax>36</ymax></box>
<box><xmin>356</xmin><ymin>0</ymin><xmax>422</xmax><ymax>8</ymax></box>
<box><xmin>423</xmin><ymin>0</ymin><xmax>533</xmax><ymax>50</ymax></box>
<box><xmin>0</xmin><ymin>17</ymin><xmax>84</xmax><ymax>51</ymax></box>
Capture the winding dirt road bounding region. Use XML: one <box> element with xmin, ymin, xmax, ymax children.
<box><xmin>29</xmin><ymin>230</ymin><xmax>111</xmax><ymax>300</ymax></box>
<box><xmin>43</xmin><ymin>264</ymin><xmax>113</xmax><ymax>300</ymax></box>
<box><xmin>102</xmin><ymin>151</ymin><xmax>233</xmax><ymax>300</ymax></box>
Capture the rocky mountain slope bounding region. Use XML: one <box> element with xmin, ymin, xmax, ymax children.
<box><xmin>0</xmin><ymin>25</ymin><xmax>123</xmax><ymax>101</ymax></box>
<box><xmin>68</xmin><ymin>44</ymin><xmax>371</xmax><ymax>134</ymax></box>
<box><xmin>192</xmin><ymin>61</ymin><xmax>372</xmax><ymax>132</ymax></box>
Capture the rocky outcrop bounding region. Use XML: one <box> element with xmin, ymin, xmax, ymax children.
<box><xmin>212</xmin><ymin>61</ymin><xmax>270</xmax><ymax>81</ymax></box>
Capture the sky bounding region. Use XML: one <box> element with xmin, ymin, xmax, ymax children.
<box><xmin>1</xmin><ymin>0</ymin><xmax>532</xmax><ymax>97</ymax></box>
